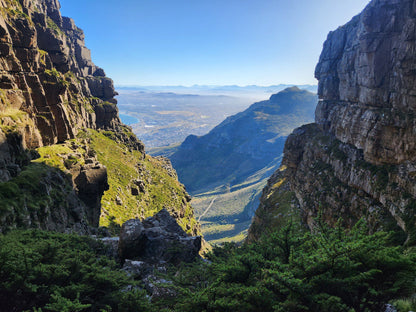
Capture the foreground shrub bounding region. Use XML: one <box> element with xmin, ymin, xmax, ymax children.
<box><xmin>0</xmin><ymin>230</ymin><xmax>152</xmax><ymax>312</ymax></box>
<box><xmin>170</xmin><ymin>221</ymin><xmax>416</xmax><ymax>312</ymax></box>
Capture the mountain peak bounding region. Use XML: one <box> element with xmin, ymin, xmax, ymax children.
<box><xmin>282</xmin><ymin>86</ymin><xmax>301</xmax><ymax>92</ymax></box>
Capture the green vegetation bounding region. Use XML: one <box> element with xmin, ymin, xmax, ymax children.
<box><xmin>193</xmin><ymin>178</ymin><xmax>266</xmax><ymax>244</ymax></box>
<box><xmin>44</xmin><ymin>68</ymin><xmax>70</xmax><ymax>87</ymax></box>
<box><xmin>392</xmin><ymin>298</ymin><xmax>416</xmax><ymax>312</ymax></box>
<box><xmin>38</xmin><ymin>49</ymin><xmax>48</xmax><ymax>66</ymax></box>
<box><xmin>1</xmin><ymin>0</ymin><xmax>31</xmax><ymax>21</ymax></box>
<box><xmin>27</xmin><ymin>129</ymin><xmax>199</xmax><ymax>236</ymax></box>
<box><xmin>162</xmin><ymin>221</ymin><xmax>416</xmax><ymax>312</ymax></box>
<box><xmin>46</xmin><ymin>17</ymin><xmax>63</xmax><ymax>36</ymax></box>
<box><xmin>34</xmin><ymin>143</ymin><xmax>84</xmax><ymax>171</ymax></box>
<box><xmin>249</xmin><ymin>174</ymin><xmax>300</xmax><ymax>242</ymax></box>
<box><xmin>81</xmin><ymin>130</ymin><xmax>199</xmax><ymax>235</ymax></box>
<box><xmin>0</xmin><ymin>163</ymin><xmax>74</xmax><ymax>230</ymax></box>
<box><xmin>0</xmin><ymin>106</ymin><xmax>36</xmax><ymax>138</ymax></box>
<box><xmin>0</xmin><ymin>230</ymin><xmax>152</xmax><ymax>312</ymax></box>
<box><xmin>1</xmin><ymin>220</ymin><xmax>413</xmax><ymax>311</ymax></box>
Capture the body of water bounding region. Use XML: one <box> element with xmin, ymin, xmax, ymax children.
<box><xmin>119</xmin><ymin>113</ymin><xmax>139</xmax><ymax>125</ymax></box>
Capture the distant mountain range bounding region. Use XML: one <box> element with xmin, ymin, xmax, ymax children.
<box><xmin>116</xmin><ymin>84</ymin><xmax>318</xmax><ymax>95</ymax></box>
<box><xmin>151</xmin><ymin>87</ymin><xmax>318</xmax><ymax>243</ymax></box>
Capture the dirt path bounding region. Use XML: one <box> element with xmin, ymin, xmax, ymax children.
<box><xmin>198</xmin><ymin>197</ymin><xmax>217</xmax><ymax>222</ymax></box>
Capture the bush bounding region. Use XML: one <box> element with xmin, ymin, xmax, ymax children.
<box><xmin>170</xmin><ymin>221</ymin><xmax>416</xmax><ymax>312</ymax></box>
<box><xmin>0</xmin><ymin>230</ymin><xmax>153</xmax><ymax>312</ymax></box>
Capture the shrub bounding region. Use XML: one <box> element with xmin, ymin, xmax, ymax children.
<box><xmin>0</xmin><ymin>230</ymin><xmax>153</xmax><ymax>312</ymax></box>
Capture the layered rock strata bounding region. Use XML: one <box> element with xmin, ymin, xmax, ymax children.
<box><xmin>249</xmin><ymin>0</ymin><xmax>416</xmax><ymax>243</ymax></box>
<box><xmin>0</xmin><ymin>0</ymin><xmax>122</xmax><ymax>182</ymax></box>
<box><xmin>0</xmin><ymin>0</ymin><xmax>201</xmax><ymax>240</ymax></box>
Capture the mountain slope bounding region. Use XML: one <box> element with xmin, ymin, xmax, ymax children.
<box><xmin>249</xmin><ymin>0</ymin><xmax>416</xmax><ymax>243</ymax></box>
<box><xmin>155</xmin><ymin>87</ymin><xmax>317</xmax><ymax>243</ymax></box>
<box><xmin>0</xmin><ymin>0</ymin><xmax>201</xmax><ymax>237</ymax></box>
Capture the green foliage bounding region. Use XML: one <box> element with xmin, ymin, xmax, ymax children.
<box><xmin>46</xmin><ymin>17</ymin><xmax>63</xmax><ymax>36</ymax></box>
<box><xmin>392</xmin><ymin>296</ymin><xmax>416</xmax><ymax>312</ymax></box>
<box><xmin>0</xmin><ymin>230</ymin><xmax>153</xmax><ymax>312</ymax></box>
<box><xmin>0</xmin><ymin>163</ymin><xmax>72</xmax><ymax>228</ymax></box>
<box><xmin>166</xmin><ymin>221</ymin><xmax>416</xmax><ymax>312</ymax></box>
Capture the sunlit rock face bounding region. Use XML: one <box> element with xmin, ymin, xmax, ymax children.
<box><xmin>249</xmin><ymin>0</ymin><xmax>416</xmax><ymax>244</ymax></box>
<box><xmin>0</xmin><ymin>0</ymin><xmax>122</xmax><ymax>181</ymax></box>
<box><xmin>315</xmin><ymin>0</ymin><xmax>416</xmax><ymax>165</ymax></box>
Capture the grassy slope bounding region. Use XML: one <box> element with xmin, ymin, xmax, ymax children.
<box><xmin>34</xmin><ymin>129</ymin><xmax>200</xmax><ymax>235</ymax></box>
<box><xmin>193</xmin><ymin>180</ymin><xmax>265</xmax><ymax>244</ymax></box>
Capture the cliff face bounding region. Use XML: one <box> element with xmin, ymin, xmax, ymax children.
<box><xmin>0</xmin><ymin>0</ymin><xmax>122</xmax><ymax>182</ymax></box>
<box><xmin>249</xmin><ymin>0</ymin><xmax>416</xmax><ymax>243</ymax></box>
<box><xmin>0</xmin><ymin>0</ymin><xmax>201</xmax><ymax>238</ymax></box>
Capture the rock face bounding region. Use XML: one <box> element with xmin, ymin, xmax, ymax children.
<box><xmin>249</xmin><ymin>0</ymin><xmax>416</xmax><ymax>243</ymax></box>
<box><xmin>315</xmin><ymin>0</ymin><xmax>416</xmax><ymax>165</ymax></box>
<box><xmin>0</xmin><ymin>0</ymin><xmax>200</xmax><ymax>240</ymax></box>
<box><xmin>0</xmin><ymin>0</ymin><xmax>123</xmax><ymax>183</ymax></box>
<box><xmin>119</xmin><ymin>209</ymin><xmax>202</xmax><ymax>265</ymax></box>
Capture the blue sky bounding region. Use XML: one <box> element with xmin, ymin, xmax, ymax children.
<box><xmin>59</xmin><ymin>0</ymin><xmax>370</xmax><ymax>86</ymax></box>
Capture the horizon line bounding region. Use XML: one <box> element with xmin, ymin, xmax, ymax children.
<box><xmin>114</xmin><ymin>83</ymin><xmax>318</xmax><ymax>88</ymax></box>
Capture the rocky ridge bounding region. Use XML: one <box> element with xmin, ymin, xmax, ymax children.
<box><xmin>0</xmin><ymin>0</ymin><xmax>123</xmax><ymax>174</ymax></box>
<box><xmin>0</xmin><ymin>0</ymin><xmax>201</xmax><ymax>239</ymax></box>
<box><xmin>249</xmin><ymin>0</ymin><xmax>416</xmax><ymax>243</ymax></box>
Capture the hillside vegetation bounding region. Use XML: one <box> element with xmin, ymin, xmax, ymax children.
<box><xmin>1</xmin><ymin>221</ymin><xmax>414</xmax><ymax>311</ymax></box>
<box><xmin>154</xmin><ymin>87</ymin><xmax>317</xmax><ymax>243</ymax></box>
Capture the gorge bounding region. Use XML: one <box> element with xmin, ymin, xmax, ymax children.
<box><xmin>0</xmin><ymin>0</ymin><xmax>416</xmax><ymax>311</ymax></box>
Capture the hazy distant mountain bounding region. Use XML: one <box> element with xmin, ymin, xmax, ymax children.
<box><xmin>116</xmin><ymin>84</ymin><xmax>318</xmax><ymax>95</ymax></box>
<box><xmin>152</xmin><ymin>87</ymin><xmax>318</xmax><ymax>243</ymax></box>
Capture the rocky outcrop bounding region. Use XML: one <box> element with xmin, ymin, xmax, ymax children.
<box><xmin>0</xmin><ymin>0</ymin><xmax>123</xmax><ymax>183</ymax></box>
<box><xmin>249</xmin><ymin>0</ymin><xmax>416</xmax><ymax>243</ymax></box>
<box><xmin>106</xmin><ymin>209</ymin><xmax>202</xmax><ymax>300</ymax></box>
<box><xmin>0</xmin><ymin>0</ymin><xmax>202</xmax><ymax>246</ymax></box>
<box><xmin>118</xmin><ymin>209</ymin><xmax>202</xmax><ymax>265</ymax></box>
<box><xmin>0</xmin><ymin>130</ymin><xmax>31</xmax><ymax>181</ymax></box>
<box><xmin>0</xmin><ymin>162</ymin><xmax>93</xmax><ymax>234</ymax></box>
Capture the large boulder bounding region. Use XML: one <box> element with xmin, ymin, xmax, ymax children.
<box><xmin>118</xmin><ymin>209</ymin><xmax>202</xmax><ymax>265</ymax></box>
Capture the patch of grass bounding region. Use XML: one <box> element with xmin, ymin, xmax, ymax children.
<box><xmin>38</xmin><ymin>49</ymin><xmax>48</xmax><ymax>66</ymax></box>
<box><xmin>34</xmin><ymin>142</ymin><xmax>85</xmax><ymax>171</ymax></box>
<box><xmin>2</xmin><ymin>0</ymin><xmax>31</xmax><ymax>22</ymax></box>
<box><xmin>0</xmin><ymin>108</ymin><xmax>27</xmax><ymax>123</ymax></box>
<box><xmin>192</xmin><ymin>179</ymin><xmax>266</xmax><ymax>243</ymax></box>
<box><xmin>249</xmin><ymin>177</ymin><xmax>300</xmax><ymax>241</ymax></box>
<box><xmin>84</xmin><ymin>129</ymin><xmax>200</xmax><ymax>235</ymax></box>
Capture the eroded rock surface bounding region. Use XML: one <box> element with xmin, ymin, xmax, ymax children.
<box><xmin>249</xmin><ymin>0</ymin><xmax>416</xmax><ymax>243</ymax></box>
<box><xmin>0</xmin><ymin>0</ymin><xmax>123</xmax><ymax>182</ymax></box>
<box><xmin>119</xmin><ymin>209</ymin><xmax>202</xmax><ymax>265</ymax></box>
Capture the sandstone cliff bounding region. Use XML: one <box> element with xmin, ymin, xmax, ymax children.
<box><xmin>0</xmin><ymin>0</ymin><xmax>201</xmax><ymax>238</ymax></box>
<box><xmin>249</xmin><ymin>0</ymin><xmax>416</xmax><ymax>243</ymax></box>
